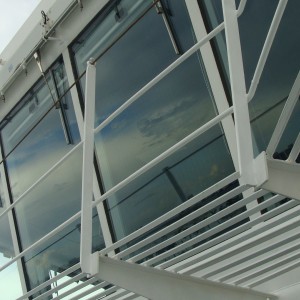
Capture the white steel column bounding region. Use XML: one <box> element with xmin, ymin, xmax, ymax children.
<box><xmin>222</xmin><ymin>0</ymin><xmax>267</xmax><ymax>187</ymax></box>
<box><xmin>80</xmin><ymin>58</ymin><xmax>98</xmax><ymax>276</ymax></box>
<box><xmin>62</xmin><ymin>50</ymin><xmax>114</xmax><ymax>251</ymax></box>
<box><xmin>95</xmin><ymin>255</ymin><xmax>276</xmax><ymax>300</ymax></box>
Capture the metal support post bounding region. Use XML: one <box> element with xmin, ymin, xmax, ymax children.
<box><xmin>80</xmin><ymin>58</ymin><xmax>99</xmax><ymax>276</ymax></box>
<box><xmin>222</xmin><ymin>0</ymin><xmax>268</xmax><ymax>187</ymax></box>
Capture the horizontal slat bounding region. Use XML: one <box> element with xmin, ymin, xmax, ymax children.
<box><xmin>234</xmin><ymin>251</ymin><xmax>300</xmax><ymax>286</ymax></box>
<box><xmin>158</xmin><ymin>200</ymin><xmax>298</xmax><ymax>270</ymax></box>
<box><xmin>116</xmin><ymin>184</ymin><xmax>248</xmax><ymax>260</ymax></box>
<box><xmin>143</xmin><ymin>194</ymin><xmax>286</xmax><ymax>267</ymax></box>
<box><xmin>100</xmin><ymin>172</ymin><xmax>239</xmax><ymax>255</ymax></box>
<box><xmin>16</xmin><ymin>263</ymin><xmax>81</xmax><ymax>300</ymax></box>
<box><xmin>51</xmin><ymin>277</ymin><xmax>98</xmax><ymax>300</ymax></box>
<box><xmin>219</xmin><ymin>240</ymin><xmax>300</xmax><ymax>283</ymax></box>
<box><xmin>34</xmin><ymin>273</ymin><xmax>86</xmax><ymax>300</ymax></box>
<box><xmin>201</xmin><ymin>229</ymin><xmax>300</xmax><ymax>279</ymax></box>
<box><xmin>248</xmin><ymin>259</ymin><xmax>300</xmax><ymax>288</ymax></box>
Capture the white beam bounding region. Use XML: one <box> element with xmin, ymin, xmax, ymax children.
<box><xmin>262</xmin><ymin>159</ymin><xmax>300</xmax><ymax>201</ymax></box>
<box><xmin>95</xmin><ymin>255</ymin><xmax>276</xmax><ymax>300</ymax></box>
<box><xmin>266</xmin><ymin>71</ymin><xmax>300</xmax><ymax>157</ymax></box>
<box><xmin>80</xmin><ymin>58</ymin><xmax>98</xmax><ymax>276</ymax></box>
<box><xmin>222</xmin><ymin>0</ymin><xmax>267</xmax><ymax>187</ymax></box>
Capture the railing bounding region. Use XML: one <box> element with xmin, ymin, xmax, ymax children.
<box><xmin>0</xmin><ymin>0</ymin><xmax>297</xmax><ymax>298</ymax></box>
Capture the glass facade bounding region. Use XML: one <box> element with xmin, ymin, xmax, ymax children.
<box><xmin>0</xmin><ymin>0</ymin><xmax>298</xmax><ymax>298</ymax></box>
<box><xmin>71</xmin><ymin>0</ymin><xmax>238</xmax><ymax>241</ymax></box>
<box><xmin>0</xmin><ymin>59</ymin><xmax>105</xmax><ymax>293</ymax></box>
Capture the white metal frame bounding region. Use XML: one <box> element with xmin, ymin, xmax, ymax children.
<box><xmin>0</xmin><ymin>0</ymin><xmax>298</xmax><ymax>299</ymax></box>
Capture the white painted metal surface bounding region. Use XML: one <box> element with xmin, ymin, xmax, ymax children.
<box><xmin>80</xmin><ymin>59</ymin><xmax>98</xmax><ymax>276</ymax></box>
<box><xmin>0</xmin><ymin>0</ymin><xmax>298</xmax><ymax>299</ymax></box>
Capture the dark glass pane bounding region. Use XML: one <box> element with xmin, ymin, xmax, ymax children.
<box><xmin>24</xmin><ymin>208</ymin><xmax>104</xmax><ymax>294</ymax></box>
<box><xmin>15</xmin><ymin>145</ymin><xmax>83</xmax><ymax>249</ymax></box>
<box><xmin>2</xmin><ymin>67</ymin><xmax>80</xmax><ymax>200</ymax></box>
<box><xmin>1</xmin><ymin>74</ymin><xmax>55</xmax><ymax>155</ymax></box>
<box><xmin>107</xmin><ymin>126</ymin><xmax>236</xmax><ymax>240</ymax></box>
<box><xmin>71</xmin><ymin>0</ymin><xmax>237</xmax><ymax>241</ymax></box>
<box><xmin>95</xmin><ymin>53</ymin><xmax>217</xmax><ymax>189</ymax></box>
<box><xmin>0</xmin><ymin>60</ymin><xmax>100</xmax><ymax>292</ymax></box>
<box><xmin>200</xmin><ymin>0</ymin><xmax>300</xmax><ymax>154</ymax></box>
<box><xmin>0</xmin><ymin>172</ymin><xmax>23</xmax><ymax>298</ymax></box>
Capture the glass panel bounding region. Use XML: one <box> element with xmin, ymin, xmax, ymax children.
<box><xmin>170</xmin><ymin>134</ymin><xmax>235</xmax><ymax>197</ymax></box>
<box><xmin>0</xmin><ymin>59</ymin><xmax>94</xmax><ymax>292</ymax></box>
<box><xmin>72</xmin><ymin>0</ymin><xmax>197</xmax><ymax>128</ymax></box>
<box><xmin>200</xmin><ymin>0</ymin><xmax>300</xmax><ymax>153</ymax></box>
<box><xmin>24</xmin><ymin>208</ymin><xmax>104</xmax><ymax>294</ymax></box>
<box><xmin>2</xmin><ymin>67</ymin><xmax>80</xmax><ymax>200</ymax></box>
<box><xmin>71</xmin><ymin>0</ymin><xmax>238</xmax><ymax>241</ymax></box>
<box><xmin>274</xmin><ymin>100</ymin><xmax>300</xmax><ymax>161</ymax></box>
<box><xmin>95</xmin><ymin>53</ymin><xmax>217</xmax><ymax>189</ymax></box>
<box><xmin>15</xmin><ymin>144</ymin><xmax>83</xmax><ymax>249</ymax></box>
<box><xmin>107</xmin><ymin>125</ymin><xmax>235</xmax><ymax>240</ymax></box>
<box><xmin>1</xmin><ymin>74</ymin><xmax>55</xmax><ymax>154</ymax></box>
<box><xmin>0</xmin><ymin>172</ymin><xmax>23</xmax><ymax>299</ymax></box>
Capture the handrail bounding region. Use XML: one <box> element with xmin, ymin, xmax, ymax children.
<box><xmin>237</xmin><ymin>0</ymin><xmax>247</xmax><ymax>17</ymax></box>
<box><xmin>266</xmin><ymin>71</ymin><xmax>300</xmax><ymax>157</ymax></box>
<box><xmin>247</xmin><ymin>0</ymin><xmax>288</xmax><ymax>102</ymax></box>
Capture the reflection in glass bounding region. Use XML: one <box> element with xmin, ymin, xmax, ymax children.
<box><xmin>1</xmin><ymin>62</ymin><xmax>80</xmax><ymax>200</ymax></box>
<box><xmin>70</xmin><ymin>0</ymin><xmax>240</xmax><ymax>241</ymax></box>
<box><xmin>24</xmin><ymin>208</ymin><xmax>104</xmax><ymax>295</ymax></box>
<box><xmin>0</xmin><ymin>173</ymin><xmax>23</xmax><ymax>298</ymax></box>
<box><xmin>107</xmin><ymin>126</ymin><xmax>235</xmax><ymax>240</ymax></box>
<box><xmin>0</xmin><ymin>58</ymin><xmax>102</xmax><ymax>292</ymax></box>
<box><xmin>201</xmin><ymin>0</ymin><xmax>300</xmax><ymax>153</ymax></box>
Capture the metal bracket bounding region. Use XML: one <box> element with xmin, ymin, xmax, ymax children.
<box><xmin>40</xmin><ymin>10</ymin><xmax>53</xmax><ymax>36</ymax></box>
<box><xmin>154</xmin><ymin>0</ymin><xmax>181</xmax><ymax>55</ymax></box>
<box><xmin>0</xmin><ymin>91</ymin><xmax>5</xmax><ymax>102</ymax></box>
<box><xmin>253</xmin><ymin>151</ymin><xmax>269</xmax><ymax>188</ymax></box>
<box><xmin>77</xmin><ymin>0</ymin><xmax>83</xmax><ymax>10</ymax></box>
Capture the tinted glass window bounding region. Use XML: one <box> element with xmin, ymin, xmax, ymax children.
<box><xmin>200</xmin><ymin>0</ymin><xmax>300</xmax><ymax>155</ymax></box>
<box><xmin>72</xmin><ymin>0</ymin><xmax>236</xmax><ymax>240</ymax></box>
<box><xmin>0</xmin><ymin>59</ymin><xmax>105</xmax><ymax>291</ymax></box>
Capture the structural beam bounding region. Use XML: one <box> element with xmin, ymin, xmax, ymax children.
<box><xmin>222</xmin><ymin>0</ymin><xmax>267</xmax><ymax>187</ymax></box>
<box><xmin>262</xmin><ymin>159</ymin><xmax>300</xmax><ymax>201</ymax></box>
<box><xmin>95</xmin><ymin>255</ymin><xmax>276</xmax><ymax>300</ymax></box>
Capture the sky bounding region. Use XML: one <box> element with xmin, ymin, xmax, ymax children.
<box><xmin>0</xmin><ymin>0</ymin><xmax>41</xmax><ymax>53</ymax></box>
